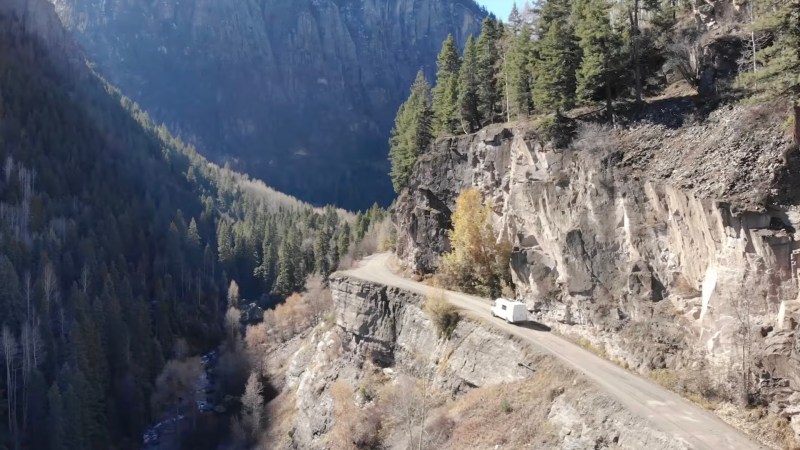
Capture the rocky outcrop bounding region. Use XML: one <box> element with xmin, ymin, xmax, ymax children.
<box><xmin>47</xmin><ymin>0</ymin><xmax>485</xmax><ymax>209</ymax></box>
<box><xmin>393</xmin><ymin>101</ymin><xmax>800</xmax><ymax>429</ymax></box>
<box><xmin>264</xmin><ymin>275</ymin><xmax>691</xmax><ymax>449</ymax></box>
<box><xmin>330</xmin><ymin>274</ymin><xmax>531</xmax><ymax>390</ymax></box>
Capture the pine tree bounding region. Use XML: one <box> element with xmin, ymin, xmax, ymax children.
<box><xmin>314</xmin><ymin>229</ymin><xmax>331</xmax><ymax>276</ymax></box>
<box><xmin>458</xmin><ymin>36</ymin><xmax>481</xmax><ymax>132</ymax></box>
<box><xmin>187</xmin><ymin>218</ymin><xmax>201</xmax><ymax>248</ymax></box>
<box><xmin>254</xmin><ymin>220</ymin><xmax>276</xmax><ymax>289</ymax></box>
<box><xmin>477</xmin><ymin>18</ymin><xmax>503</xmax><ymax>124</ymax></box>
<box><xmin>574</xmin><ymin>0</ymin><xmax>621</xmax><ymax>122</ymax></box>
<box><xmin>216</xmin><ymin>220</ymin><xmax>235</xmax><ymax>268</ymax></box>
<box><xmin>432</xmin><ymin>35</ymin><xmax>461</xmax><ymax>135</ymax></box>
<box><xmin>506</xmin><ymin>24</ymin><xmax>535</xmax><ymax>119</ymax></box>
<box><xmin>509</xmin><ymin>2</ymin><xmax>523</xmax><ymax>33</ymax></box>
<box><xmin>337</xmin><ymin>223</ymin><xmax>351</xmax><ymax>260</ymax></box>
<box><xmin>273</xmin><ymin>229</ymin><xmax>302</xmax><ymax>297</ymax></box>
<box><xmin>389</xmin><ymin>71</ymin><xmax>433</xmax><ymax>193</ymax></box>
<box><xmin>533</xmin><ymin>0</ymin><xmax>579</xmax><ymax>114</ymax></box>
<box><xmin>738</xmin><ymin>0</ymin><xmax>800</xmax><ymax>143</ymax></box>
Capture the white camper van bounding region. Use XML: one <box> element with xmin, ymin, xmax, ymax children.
<box><xmin>491</xmin><ymin>298</ymin><xmax>528</xmax><ymax>324</ymax></box>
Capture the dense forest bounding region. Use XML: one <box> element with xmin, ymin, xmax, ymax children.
<box><xmin>0</xmin><ymin>7</ymin><xmax>386</xmax><ymax>450</ymax></box>
<box><xmin>390</xmin><ymin>0</ymin><xmax>800</xmax><ymax>192</ymax></box>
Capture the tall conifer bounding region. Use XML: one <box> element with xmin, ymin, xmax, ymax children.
<box><xmin>432</xmin><ymin>35</ymin><xmax>461</xmax><ymax>135</ymax></box>
<box><xmin>458</xmin><ymin>36</ymin><xmax>481</xmax><ymax>132</ymax></box>
<box><xmin>389</xmin><ymin>71</ymin><xmax>433</xmax><ymax>193</ymax></box>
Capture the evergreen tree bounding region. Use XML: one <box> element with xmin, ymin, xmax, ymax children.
<box><xmin>573</xmin><ymin>0</ymin><xmax>622</xmax><ymax>122</ymax></box>
<box><xmin>216</xmin><ymin>220</ymin><xmax>235</xmax><ymax>268</ymax></box>
<box><xmin>458</xmin><ymin>36</ymin><xmax>481</xmax><ymax>132</ymax></box>
<box><xmin>533</xmin><ymin>0</ymin><xmax>579</xmax><ymax>114</ymax></box>
<box><xmin>477</xmin><ymin>18</ymin><xmax>503</xmax><ymax>124</ymax></box>
<box><xmin>432</xmin><ymin>35</ymin><xmax>461</xmax><ymax>135</ymax></box>
<box><xmin>337</xmin><ymin>223</ymin><xmax>351</xmax><ymax>260</ymax></box>
<box><xmin>254</xmin><ymin>231</ymin><xmax>277</xmax><ymax>291</ymax></box>
<box><xmin>314</xmin><ymin>229</ymin><xmax>331</xmax><ymax>276</ymax></box>
<box><xmin>273</xmin><ymin>229</ymin><xmax>301</xmax><ymax>297</ymax></box>
<box><xmin>389</xmin><ymin>71</ymin><xmax>433</xmax><ymax>193</ymax></box>
<box><xmin>509</xmin><ymin>2</ymin><xmax>523</xmax><ymax>33</ymax></box>
<box><xmin>187</xmin><ymin>217</ymin><xmax>201</xmax><ymax>248</ymax></box>
<box><xmin>738</xmin><ymin>0</ymin><xmax>800</xmax><ymax>143</ymax></box>
<box><xmin>506</xmin><ymin>24</ymin><xmax>535</xmax><ymax>119</ymax></box>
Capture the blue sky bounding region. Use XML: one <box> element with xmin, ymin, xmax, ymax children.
<box><xmin>479</xmin><ymin>0</ymin><xmax>517</xmax><ymax>20</ymax></box>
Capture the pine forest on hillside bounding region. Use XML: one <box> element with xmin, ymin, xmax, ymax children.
<box><xmin>0</xmin><ymin>9</ymin><xmax>388</xmax><ymax>450</ymax></box>
<box><xmin>389</xmin><ymin>0</ymin><xmax>800</xmax><ymax>193</ymax></box>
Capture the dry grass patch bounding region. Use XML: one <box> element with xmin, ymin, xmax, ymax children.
<box><xmin>329</xmin><ymin>381</ymin><xmax>384</xmax><ymax>450</ymax></box>
<box><xmin>261</xmin><ymin>390</ymin><xmax>297</xmax><ymax>448</ymax></box>
<box><xmin>573</xmin><ymin>336</ymin><xmax>608</xmax><ymax>359</ymax></box>
<box><xmin>424</xmin><ymin>290</ymin><xmax>460</xmax><ymax>340</ymax></box>
<box><xmin>443</xmin><ymin>358</ymin><xmax>574</xmax><ymax>449</ymax></box>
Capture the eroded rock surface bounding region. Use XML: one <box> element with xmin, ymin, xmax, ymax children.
<box><xmin>263</xmin><ymin>275</ymin><xmax>690</xmax><ymax>449</ymax></box>
<box><xmin>393</xmin><ymin>102</ymin><xmax>800</xmax><ymax>430</ymax></box>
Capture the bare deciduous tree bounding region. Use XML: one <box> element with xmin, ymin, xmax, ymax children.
<box><xmin>240</xmin><ymin>372</ymin><xmax>264</xmax><ymax>441</ymax></box>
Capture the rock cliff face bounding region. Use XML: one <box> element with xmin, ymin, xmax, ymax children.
<box><xmin>393</xmin><ymin>102</ymin><xmax>800</xmax><ymax>432</ymax></box>
<box><xmin>262</xmin><ymin>275</ymin><xmax>689</xmax><ymax>449</ymax></box>
<box><xmin>47</xmin><ymin>0</ymin><xmax>485</xmax><ymax>209</ymax></box>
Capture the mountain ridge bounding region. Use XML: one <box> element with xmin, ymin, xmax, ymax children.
<box><xmin>48</xmin><ymin>0</ymin><xmax>488</xmax><ymax>209</ymax></box>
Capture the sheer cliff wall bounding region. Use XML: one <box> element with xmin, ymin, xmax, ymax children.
<box><xmin>393</xmin><ymin>103</ymin><xmax>800</xmax><ymax>431</ymax></box>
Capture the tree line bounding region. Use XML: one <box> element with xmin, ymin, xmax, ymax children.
<box><xmin>390</xmin><ymin>0</ymin><xmax>800</xmax><ymax>192</ymax></box>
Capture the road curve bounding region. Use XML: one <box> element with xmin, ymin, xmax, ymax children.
<box><xmin>342</xmin><ymin>253</ymin><xmax>765</xmax><ymax>450</ymax></box>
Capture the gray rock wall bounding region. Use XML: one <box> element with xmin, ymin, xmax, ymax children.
<box><xmin>393</xmin><ymin>103</ymin><xmax>800</xmax><ymax>425</ymax></box>
<box><xmin>330</xmin><ymin>274</ymin><xmax>532</xmax><ymax>390</ymax></box>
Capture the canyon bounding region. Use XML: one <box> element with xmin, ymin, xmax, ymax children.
<box><xmin>46</xmin><ymin>0</ymin><xmax>487</xmax><ymax>209</ymax></box>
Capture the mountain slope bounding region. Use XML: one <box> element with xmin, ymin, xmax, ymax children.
<box><xmin>0</xmin><ymin>1</ymin><xmax>371</xmax><ymax>448</ymax></box>
<box><xmin>0</xmin><ymin>2</ymin><xmax>231</xmax><ymax>447</ymax></box>
<box><xmin>47</xmin><ymin>0</ymin><xmax>487</xmax><ymax>209</ymax></box>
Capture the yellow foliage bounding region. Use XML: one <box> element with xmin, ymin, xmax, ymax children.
<box><xmin>439</xmin><ymin>188</ymin><xmax>512</xmax><ymax>297</ymax></box>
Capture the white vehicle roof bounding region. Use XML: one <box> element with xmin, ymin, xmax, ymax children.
<box><xmin>495</xmin><ymin>298</ymin><xmax>525</xmax><ymax>305</ymax></box>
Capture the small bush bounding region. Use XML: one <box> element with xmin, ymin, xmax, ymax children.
<box><xmin>501</xmin><ymin>399</ymin><xmax>513</xmax><ymax>414</ymax></box>
<box><xmin>425</xmin><ymin>291</ymin><xmax>460</xmax><ymax>340</ymax></box>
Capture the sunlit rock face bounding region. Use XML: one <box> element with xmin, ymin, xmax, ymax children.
<box><xmin>47</xmin><ymin>0</ymin><xmax>485</xmax><ymax>209</ymax></box>
<box><xmin>394</xmin><ymin>103</ymin><xmax>800</xmax><ymax>427</ymax></box>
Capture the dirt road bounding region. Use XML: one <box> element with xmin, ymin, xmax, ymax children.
<box><xmin>343</xmin><ymin>253</ymin><xmax>765</xmax><ymax>450</ymax></box>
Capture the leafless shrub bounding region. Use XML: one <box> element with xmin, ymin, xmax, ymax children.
<box><xmin>664</xmin><ymin>33</ymin><xmax>704</xmax><ymax>88</ymax></box>
<box><xmin>150</xmin><ymin>357</ymin><xmax>204</xmax><ymax>416</ymax></box>
<box><xmin>570</xmin><ymin>123</ymin><xmax>618</xmax><ymax>155</ymax></box>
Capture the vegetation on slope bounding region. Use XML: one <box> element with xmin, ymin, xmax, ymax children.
<box><xmin>390</xmin><ymin>0</ymin><xmax>800</xmax><ymax>186</ymax></box>
<box><xmin>0</xmin><ymin>7</ymin><xmax>388</xmax><ymax>449</ymax></box>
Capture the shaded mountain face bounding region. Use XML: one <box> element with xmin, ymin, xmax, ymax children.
<box><xmin>48</xmin><ymin>0</ymin><xmax>486</xmax><ymax>209</ymax></box>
